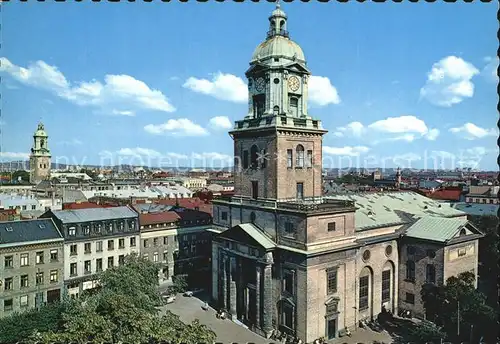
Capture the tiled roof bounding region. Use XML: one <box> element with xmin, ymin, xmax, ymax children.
<box><xmin>417</xmin><ymin>188</ymin><xmax>462</xmax><ymax>201</ymax></box>
<box><xmin>0</xmin><ymin>218</ymin><xmax>63</xmax><ymax>246</ymax></box>
<box><xmin>450</xmin><ymin>202</ymin><xmax>499</xmax><ymax>216</ymax></box>
<box><xmin>132</xmin><ymin>203</ymin><xmax>174</xmax><ymax>214</ymax></box>
<box><xmin>237</xmin><ymin>223</ymin><xmax>276</xmax><ymax>249</ymax></box>
<box><xmin>174</xmin><ymin>208</ymin><xmax>212</xmax><ymax>222</ymax></box>
<box><xmin>62</xmin><ymin>202</ymin><xmax>107</xmax><ymax>210</ymax></box>
<box><xmin>405</xmin><ymin>216</ymin><xmax>468</xmax><ymax>242</ymax></box>
<box><xmin>51</xmin><ymin>206</ymin><xmax>137</xmax><ymax>223</ymax></box>
<box><xmin>62</xmin><ymin>190</ymin><xmax>88</xmax><ymax>204</ymax></box>
<box><xmin>326</xmin><ymin>191</ymin><xmax>466</xmax><ymax>230</ymax></box>
<box><xmin>139</xmin><ymin>212</ymin><xmax>180</xmax><ymax>226</ymax></box>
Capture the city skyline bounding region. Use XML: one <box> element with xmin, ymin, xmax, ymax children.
<box><xmin>1</xmin><ymin>1</ymin><xmax>498</xmax><ymax>170</ymax></box>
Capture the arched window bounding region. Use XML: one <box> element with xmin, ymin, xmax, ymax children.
<box><xmin>280</xmin><ymin>20</ymin><xmax>285</xmax><ymax>31</ymax></box>
<box><xmin>273</xmin><ymin>106</ymin><xmax>280</xmax><ymax>116</ymax></box>
<box><xmin>250</xmin><ymin>145</ymin><xmax>259</xmax><ymax>168</ymax></box>
<box><xmin>460</xmin><ymin>228</ymin><xmax>466</xmax><ymax>236</ymax></box>
<box><xmin>296</xmin><ymin>145</ymin><xmax>304</xmax><ymax>168</ymax></box>
<box><xmin>406</xmin><ymin>260</ymin><xmax>415</xmax><ymax>281</ymax></box>
<box><xmin>40</xmin><ymin>139</ymin><xmax>45</xmax><ymax>148</ymax></box>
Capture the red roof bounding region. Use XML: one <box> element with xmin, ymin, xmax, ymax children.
<box><xmin>139</xmin><ymin>212</ymin><xmax>181</xmax><ymax>226</ymax></box>
<box><xmin>156</xmin><ymin>197</ymin><xmax>207</xmax><ymax>209</ymax></box>
<box><xmin>63</xmin><ymin>202</ymin><xmax>117</xmax><ymax>210</ymax></box>
<box><xmin>417</xmin><ymin>188</ymin><xmax>462</xmax><ymax>201</ymax></box>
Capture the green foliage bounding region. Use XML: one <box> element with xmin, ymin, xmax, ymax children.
<box><xmin>409</xmin><ymin>320</ymin><xmax>446</xmax><ymax>343</ymax></box>
<box><xmin>12</xmin><ymin>170</ymin><xmax>30</xmax><ymax>182</ymax></box>
<box><xmin>420</xmin><ymin>271</ymin><xmax>496</xmax><ymax>342</ymax></box>
<box><xmin>171</xmin><ymin>274</ymin><xmax>189</xmax><ymax>293</ymax></box>
<box><xmin>1</xmin><ymin>253</ymin><xmax>216</xmax><ymax>344</ymax></box>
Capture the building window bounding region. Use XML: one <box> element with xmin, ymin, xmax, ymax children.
<box><xmin>459</xmin><ymin>228</ymin><xmax>467</xmax><ymax>236</ymax></box>
<box><xmin>20</xmin><ymin>253</ymin><xmax>29</xmax><ymax>266</ymax></box>
<box><xmin>20</xmin><ymin>275</ymin><xmax>29</xmax><ymax>288</ymax></box>
<box><xmin>4</xmin><ymin>255</ymin><xmax>13</xmax><ymax>268</ymax></box>
<box><xmin>119</xmin><ymin>255</ymin><xmax>125</xmax><ymax>265</ymax></box>
<box><xmin>153</xmin><ymin>252</ymin><xmax>159</xmax><ymax>263</ymax></box>
<box><xmin>289</xmin><ymin>97</ymin><xmax>298</xmax><ymax>117</ymax></box>
<box><xmin>252</xmin><ymin>181</ymin><xmax>259</xmax><ymax>199</ymax></box>
<box><xmin>68</xmin><ymin>227</ymin><xmax>76</xmax><ymax>236</ymax></box>
<box><xmin>96</xmin><ymin>241</ymin><xmax>103</xmax><ymax>252</ymax></box>
<box><xmin>250</xmin><ymin>145</ymin><xmax>259</xmax><ymax>168</ymax></box>
<box><xmin>83</xmin><ymin>225</ymin><xmax>90</xmax><ymax>235</ymax></box>
<box><xmin>84</xmin><ymin>260</ymin><xmax>91</xmax><ymax>274</ymax></box>
<box><xmin>260</xmin><ymin>148</ymin><xmax>267</xmax><ymax>168</ymax></box>
<box><xmin>108</xmin><ymin>257</ymin><xmax>114</xmax><ymax>268</ymax></box>
<box><xmin>4</xmin><ymin>299</ymin><xmax>13</xmax><ymax>311</ymax></box>
<box><xmin>84</xmin><ymin>243</ymin><xmax>91</xmax><ymax>254</ymax></box>
<box><xmin>253</xmin><ymin>94</ymin><xmax>265</xmax><ymax>118</ymax></box>
<box><xmin>4</xmin><ymin>277</ymin><xmax>13</xmax><ymax>290</ymax></box>
<box><xmin>70</xmin><ymin>263</ymin><xmax>77</xmax><ymax>276</ymax></box>
<box><xmin>406</xmin><ymin>260</ymin><xmax>415</xmax><ymax>281</ymax></box>
<box><xmin>385</xmin><ymin>245</ymin><xmax>393</xmax><ymax>256</ymax></box>
<box><xmin>143</xmin><ymin>239</ymin><xmax>149</xmax><ymax>248</ymax></box>
<box><xmin>426</xmin><ymin>264</ymin><xmax>436</xmax><ymax>284</ymax></box>
<box><xmin>381</xmin><ymin>270</ymin><xmax>391</xmax><ymax>302</ymax></box>
<box><xmin>362</xmin><ymin>250</ymin><xmax>371</xmax><ymax>262</ymax></box>
<box><xmin>284</xmin><ymin>222</ymin><xmax>294</xmax><ymax>235</ymax></box>
<box><xmin>49</xmin><ymin>270</ymin><xmax>58</xmax><ymax>283</ymax></box>
<box><xmin>108</xmin><ymin>240</ymin><xmax>114</xmax><ymax>251</ymax></box>
<box><xmin>119</xmin><ymin>238</ymin><xmax>125</xmax><ymax>249</ymax></box>
<box><xmin>20</xmin><ymin>295</ymin><xmax>28</xmax><ymax>307</ymax></box>
<box><xmin>163</xmin><ymin>251</ymin><xmax>169</xmax><ymax>262</ymax></box>
<box><xmin>153</xmin><ymin>238</ymin><xmax>158</xmax><ymax>247</ymax></box>
<box><xmin>306</xmin><ymin>150</ymin><xmax>313</xmax><ymax>168</ymax></box>
<box><xmin>70</xmin><ymin>244</ymin><xmax>77</xmax><ymax>256</ymax></box>
<box><xmin>143</xmin><ymin>253</ymin><xmax>149</xmax><ymax>260</ymax></box>
<box><xmin>359</xmin><ymin>275</ymin><xmax>369</xmax><ymax>311</ymax></box>
<box><xmin>283</xmin><ymin>270</ymin><xmax>294</xmax><ymax>295</ymax></box>
<box><xmin>163</xmin><ymin>236</ymin><xmax>168</xmax><ymax>245</ymax></box>
<box><xmin>221</xmin><ymin>212</ymin><xmax>228</xmax><ymax>221</ymax></box>
<box><xmin>426</xmin><ymin>249</ymin><xmax>436</xmax><ymax>259</ymax></box>
<box><xmin>96</xmin><ymin>259</ymin><xmax>103</xmax><ymax>272</ymax></box>
<box><xmin>296</xmin><ymin>182</ymin><xmax>304</xmax><ymax>199</ymax></box>
<box><xmin>327</xmin><ymin>222</ymin><xmax>336</xmax><ymax>232</ymax></box>
<box><xmin>282</xmin><ymin>302</ymin><xmax>294</xmax><ymax>329</ymax></box>
<box><xmin>36</xmin><ymin>272</ymin><xmax>44</xmax><ymax>285</ymax></box>
<box><xmin>296</xmin><ymin>145</ymin><xmax>304</xmax><ymax>168</ymax></box>
<box><xmin>287</xmin><ymin>149</ymin><xmax>293</xmax><ymax>168</ymax></box>
<box><xmin>130</xmin><ymin>237</ymin><xmax>136</xmax><ymax>247</ymax></box>
<box><xmin>36</xmin><ymin>251</ymin><xmax>44</xmax><ymax>264</ymax></box>
<box><xmin>327</xmin><ymin>268</ymin><xmax>338</xmax><ymax>295</ymax></box>
<box><xmin>405</xmin><ymin>292</ymin><xmax>415</xmax><ymax>304</ymax></box>
<box><xmin>243</xmin><ymin>150</ymin><xmax>249</xmax><ymax>169</ymax></box>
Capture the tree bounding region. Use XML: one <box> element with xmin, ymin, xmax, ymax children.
<box><xmin>12</xmin><ymin>170</ymin><xmax>30</xmax><ymax>182</ymax></box>
<box><xmin>3</xmin><ymin>253</ymin><xmax>216</xmax><ymax>344</ymax></box>
<box><xmin>171</xmin><ymin>274</ymin><xmax>189</xmax><ymax>293</ymax></box>
<box><xmin>409</xmin><ymin>320</ymin><xmax>447</xmax><ymax>343</ymax></box>
<box><xmin>420</xmin><ymin>271</ymin><xmax>496</xmax><ymax>343</ymax></box>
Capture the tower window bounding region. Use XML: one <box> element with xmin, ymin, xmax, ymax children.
<box><xmin>274</xmin><ymin>78</ymin><xmax>280</xmax><ymax>84</ymax></box>
<box><xmin>243</xmin><ymin>150</ymin><xmax>249</xmax><ymax>169</ymax></box>
<box><xmin>296</xmin><ymin>182</ymin><xmax>304</xmax><ymax>199</ymax></box>
<box><xmin>289</xmin><ymin>97</ymin><xmax>298</xmax><ymax>117</ymax></box>
<box><xmin>252</xmin><ymin>181</ymin><xmax>259</xmax><ymax>200</ymax></box>
<box><xmin>253</xmin><ymin>95</ymin><xmax>265</xmax><ymax>118</ymax></box>
<box><xmin>250</xmin><ymin>145</ymin><xmax>259</xmax><ymax>168</ymax></box>
<box><xmin>287</xmin><ymin>149</ymin><xmax>293</xmax><ymax>168</ymax></box>
<box><xmin>296</xmin><ymin>145</ymin><xmax>304</xmax><ymax>168</ymax></box>
<box><xmin>306</xmin><ymin>150</ymin><xmax>313</xmax><ymax>168</ymax></box>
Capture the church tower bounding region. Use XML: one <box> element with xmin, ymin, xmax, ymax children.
<box><xmin>231</xmin><ymin>4</ymin><xmax>327</xmax><ymax>201</ymax></box>
<box><xmin>29</xmin><ymin>122</ymin><xmax>51</xmax><ymax>184</ymax></box>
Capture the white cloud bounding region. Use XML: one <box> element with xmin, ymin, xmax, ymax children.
<box><xmin>144</xmin><ymin>118</ymin><xmax>208</xmax><ymax>137</ymax></box>
<box><xmin>449</xmin><ymin>122</ymin><xmax>497</xmax><ymax>140</ymax></box>
<box><xmin>323</xmin><ymin>146</ymin><xmax>370</xmax><ymax>156</ymax></box>
<box><xmin>308</xmin><ymin>76</ymin><xmax>341</xmax><ymax>106</ymax></box>
<box><xmin>209</xmin><ymin>116</ymin><xmax>232</xmax><ymax>130</ymax></box>
<box><xmin>192</xmin><ymin>152</ymin><xmax>233</xmax><ymax>162</ymax></box>
<box><xmin>183</xmin><ymin>72</ymin><xmax>247</xmax><ymax>103</ymax></box>
<box><xmin>430</xmin><ymin>150</ymin><xmax>456</xmax><ymax>159</ymax></box>
<box><xmin>334</xmin><ymin>116</ymin><xmax>439</xmax><ymax>143</ymax></box>
<box><xmin>111</xmin><ymin>109</ymin><xmax>135</xmax><ymax>116</ymax></box>
<box><xmin>117</xmin><ymin>147</ymin><xmax>164</xmax><ymax>158</ymax></box>
<box><xmin>391</xmin><ymin>153</ymin><xmax>422</xmax><ymax>162</ymax></box>
<box><xmin>0</xmin><ymin>57</ymin><xmax>176</xmax><ymax>114</ymax></box>
<box><xmin>0</xmin><ymin>152</ymin><xmax>29</xmax><ymax>159</ymax></box>
<box><xmin>183</xmin><ymin>72</ymin><xmax>340</xmax><ymax>107</ymax></box>
<box><xmin>481</xmin><ymin>56</ymin><xmax>498</xmax><ymax>82</ymax></box>
<box><xmin>420</xmin><ymin>56</ymin><xmax>479</xmax><ymax>107</ymax></box>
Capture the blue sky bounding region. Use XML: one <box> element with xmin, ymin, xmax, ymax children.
<box><xmin>1</xmin><ymin>1</ymin><xmax>498</xmax><ymax>170</ymax></box>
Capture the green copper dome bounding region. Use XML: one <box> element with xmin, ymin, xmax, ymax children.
<box><xmin>34</xmin><ymin>122</ymin><xmax>48</xmax><ymax>138</ymax></box>
<box><xmin>250</xmin><ymin>4</ymin><xmax>305</xmax><ymax>65</ymax></box>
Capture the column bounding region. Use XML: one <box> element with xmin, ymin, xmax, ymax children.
<box><xmin>256</xmin><ymin>264</ymin><xmax>261</xmax><ymax>327</ymax></box>
<box><xmin>229</xmin><ymin>256</ymin><xmax>237</xmax><ymax>317</ymax></box>
<box><xmin>221</xmin><ymin>254</ymin><xmax>227</xmax><ymax>310</ymax></box>
<box><xmin>262</xmin><ymin>264</ymin><xmax>273</xmax><ymax>334</ymax></box>
<box><xmin>302</xmin><ymin>74</ymin><xmax>309</xmax><ymax>117</ymax></box>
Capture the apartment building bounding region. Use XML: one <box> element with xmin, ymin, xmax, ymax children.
<box><xmin>41</xmin><ymin>206</ymin><xmax>140</xmax><ymax>298</ymax></box>
<box><xmin>0</xmin><ymin>219</ymin><xmax>64</xmax><ymax>318</ymax></box>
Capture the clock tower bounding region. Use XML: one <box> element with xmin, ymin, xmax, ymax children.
<box><xmin>231</xmin><ymin>4</ymin><xmax>327</xmax><ymax>201</ymax></box>
<box><xmin>29</xmin><ymin>122</ymin><xmax>51</xmax><ymax>184</ymax></box>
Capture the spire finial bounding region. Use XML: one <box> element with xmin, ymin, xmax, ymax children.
<box><xmin>276</xmin><ymin>0</ymin><xmax>280</xmax><ymax>9</ymax></box>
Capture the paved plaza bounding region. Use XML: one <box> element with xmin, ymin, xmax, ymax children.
<box><xmin>160</xmin><ymin>293</ymin><xmax>394</xmax><ymax>344</ymax></box>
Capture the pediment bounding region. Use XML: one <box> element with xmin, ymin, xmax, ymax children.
<box><xmin>217</xmin><ymin>223</ymin><xmax>276</xmax><ymax>250</ymax></box>
<box><xmin>325</xmin><ymin>296</ymin><xmax>340</xmax><ymax>315</ymax></box>
<box><xmin>245</xmin><ymin>63</ymin><xmax>269</xmax><ymax>77</ymax></box>
<box><xmin>283</xmin><ymin>62</ymin><xmax>310</xmax><ymax>74</ymax></box>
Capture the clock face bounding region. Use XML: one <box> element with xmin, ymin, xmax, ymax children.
<box><xmin>255</xmin><ymin>77</ymin><xmax>265</xmax><ymax>92</ymax></box>
<box><xmin>288</xmin><ymin>76</ymin><xmax>300</xmax><ymax>92</ymax></box>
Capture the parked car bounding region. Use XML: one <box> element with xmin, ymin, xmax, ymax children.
<box><xmin>183</xmin><ymin>291</ymin><xmax>194</xmax><ymax>297</ymax></box>
<box><xmin>164</xmin><ymin>295</ymin><xmax>176</xmax><ymax>304</ymax></box>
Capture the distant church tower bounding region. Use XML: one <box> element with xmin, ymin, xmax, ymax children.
<box><xmin>29</xmin><ymin>122</ymin><xmax>51</xmax><ymax>184</ymax></box>
<box><xmin>231</xmin><ymin>4</ymin><xmax>326</xmax><ymax>200</ymax></box>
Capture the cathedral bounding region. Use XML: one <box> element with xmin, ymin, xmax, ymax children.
<box><xmin>210</xmin><ymin>4</ymin><xmax>481</xmax><ymax>343</ymax></box>
<box><xmin>29</xmin><ymin>122</ymin><xmax>51</xmax><ymax>184</ymax></box>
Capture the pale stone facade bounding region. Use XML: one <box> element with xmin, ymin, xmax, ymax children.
<box><xmin>29</xmin><ymin>123</ymin><xmax>52</xmax><ymax>184</ymax></box>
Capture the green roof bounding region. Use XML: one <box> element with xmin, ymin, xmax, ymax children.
<box><xmin>405</xmin><ymin>216</ymin><xmax>468</xmax><ymax>243</ymax></box>
<box><xmin>238</xmin><ymin>223</ymin><xmax>276</xmax><ymax>250</ymax></box>
<box><xmin>326</xmin><ymin>191</ymin><xmax>466</xmax><ymax>230</ymax></box>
